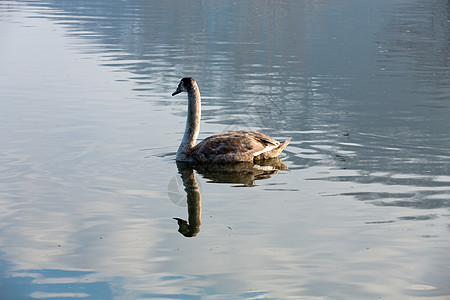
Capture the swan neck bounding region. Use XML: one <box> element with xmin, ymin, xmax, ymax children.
<box><xmin>177</xmin><ymin>84</ymin><xmax>201</xmax><ymax>161</ymax></box>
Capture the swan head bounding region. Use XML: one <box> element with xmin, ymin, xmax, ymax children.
<box><xmin>172</xmin><ymin>77</ymin><xmax>196</xmax><ymax>96</ymax></box>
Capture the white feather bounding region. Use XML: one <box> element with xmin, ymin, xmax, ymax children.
<box><xmin>252</xmin><ymin>144</ymin><xmax>278</xmax><ymax>156</ymax></box>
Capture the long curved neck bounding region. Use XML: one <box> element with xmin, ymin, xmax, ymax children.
<box><xmin>176</xmin><ymin>84</ymin><xmax>201</xmax><ymax>161</ymax></box>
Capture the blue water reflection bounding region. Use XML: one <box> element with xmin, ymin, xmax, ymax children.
<box><xmin>1</xmin><ymin>0</ymin><xmax>449</xmax><ymax>299</ymax></box>
<box><xmin>0</xmin><ymin>256</ymin><xmax>112</xmax><ymax>299</ymax></box>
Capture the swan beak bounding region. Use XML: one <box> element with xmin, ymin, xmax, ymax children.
<box><xmin>172</xmin><ymin>89</ymin><xmax>182</xmax><ymax>96</ymax></box>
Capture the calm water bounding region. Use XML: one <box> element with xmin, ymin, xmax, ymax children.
<box><xmin>1</xmin><ymin>0</ymin><xmax>449</xmax><ymax>299</ymax></box>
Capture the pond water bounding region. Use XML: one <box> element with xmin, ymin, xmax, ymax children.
<box><xmin>1</xmin><ymin>0</ymin><xmax>449</xmax><ymax>299</ymax></box>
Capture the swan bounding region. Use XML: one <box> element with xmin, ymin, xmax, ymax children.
<box><xmin>172</xmin><ymin>77</ymin><xmax>290</xmax><ymax>163</ymax></box>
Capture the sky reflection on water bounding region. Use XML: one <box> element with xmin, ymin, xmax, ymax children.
<box><xmin>0</xmin><ymin>0</ymin><xmax>449</xmax><ymax>299</ymax></box>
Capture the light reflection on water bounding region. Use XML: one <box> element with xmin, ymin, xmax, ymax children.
<box><xmin>0</xmin><ymin>0</ymin><xmax>449</xmax><ymax>299</ymax></box>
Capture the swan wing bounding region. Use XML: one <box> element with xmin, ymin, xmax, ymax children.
<box><xmin>191</xmin><ymin>130</ymin><xmax>281</xmax><ymax>162</ymax></box>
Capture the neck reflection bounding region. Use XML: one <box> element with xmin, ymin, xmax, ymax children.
<box><xmin>174</xmin><ymin>162</ymin><xmax>202</xmax><ymax>237</ymax></box>
<box><xmin>173</xmin><ymin>158</ymin><xmax>288</xmax><ymax>237</ymax></box>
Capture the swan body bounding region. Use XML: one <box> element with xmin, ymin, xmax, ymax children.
<box><xmin>172</xmin><ymin>77</ymin><xmax>290</xmax><ymax>163</ymax></box>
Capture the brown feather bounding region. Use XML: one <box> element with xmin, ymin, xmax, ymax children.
<box><xmin>189</xmin><ymin>130</ymin><xmax>289</xmax><ymax>163</ymax></box>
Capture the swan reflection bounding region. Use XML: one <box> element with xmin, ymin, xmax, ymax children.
<box><xmin>173</xmin><ymin>158</ymin><xmax>288</xmax><ymax>237</ymax></box>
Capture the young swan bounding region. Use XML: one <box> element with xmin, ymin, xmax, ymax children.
<box><xmin>172</xmin><ymin>77</ymin><xmax>290</xmax><ymax>163</ymax></box>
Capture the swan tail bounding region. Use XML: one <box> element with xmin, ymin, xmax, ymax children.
<box><xmin>255</xmin><ymin>138</ymin><xmax>291</xmax><ymax>160</ymax></box>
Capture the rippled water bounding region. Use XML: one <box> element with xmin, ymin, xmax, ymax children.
<box><xmin>1</xmin><ymin>0</ymin><xmax>449</xmax><ymax>299</ymax></box>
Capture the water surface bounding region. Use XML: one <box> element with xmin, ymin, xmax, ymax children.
<box><xmin>0</xmin><ymin>0</ymin><xmax>449</xmax><ymax>299</ymax></box>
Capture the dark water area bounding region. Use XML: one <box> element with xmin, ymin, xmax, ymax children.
<box><xmin>0</xmin><ymin>0</ymin><xmax>449</xmax><ymax>299</ymax></box>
